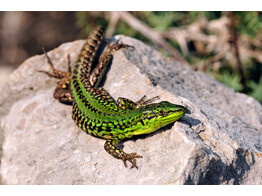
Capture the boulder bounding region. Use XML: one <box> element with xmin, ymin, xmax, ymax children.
<box><xmin>0</xmin><ymin>35</ymin><xmax>262</xmax><ymax>184</ymax></box>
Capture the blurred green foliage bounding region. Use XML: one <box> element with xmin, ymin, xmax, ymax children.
<box><xmin>235</xmin><ymin>11</ymin><xmax>262</xmax><ymax>37</ymax></box>
<box><xmin>76</xmin><ymin>11</ymin><xmax>262</xmax><ymax>104</ymax></box>
<box><xmin>76</xmin><ymin>12</ymin><xmax>107</xmax><ymax>37</ymax></box>
<box><xmin>214</xmin><ymin>70</ymin><xmax>243</xmax><ymax>92</ymax></box>
<box><xmin>248</xmin><ymin>76</ymin><xmax>262</xmax><ymax>102</ymax></box>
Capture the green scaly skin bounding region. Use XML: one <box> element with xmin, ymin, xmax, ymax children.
<box><xmin>41</xmin><ymin>26</ymin><xmax>186</xmax><ymax>169</ymax></box>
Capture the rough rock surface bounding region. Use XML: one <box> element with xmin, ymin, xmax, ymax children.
<box><xmin>0</xmin><ymin>35</ymin><xmax>262</xmax><ymax>185</ymax></box>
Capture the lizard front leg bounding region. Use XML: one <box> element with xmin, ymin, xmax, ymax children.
<box><xmin>104</xmin><ymin>138</ymin><xmax>142</xmax><ymax>169</ymax></box>
<box><xmin>117</xmin><ymin>95</ymin><xmax>160</xmax><ymax>110</ymax></box>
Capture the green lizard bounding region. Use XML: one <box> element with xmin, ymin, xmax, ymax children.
<box><xmin>40</xmin><ymin>26</ymin><xmax>186</xmax><ymax>169</ymax></box>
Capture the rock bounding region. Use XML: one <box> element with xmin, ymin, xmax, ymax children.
<box><xmin>0</xmin><ymin>35</ymin><xmax>262</xmax><ymax>185</ymax></box>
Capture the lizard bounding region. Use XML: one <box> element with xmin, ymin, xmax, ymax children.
<box><xmin>39</xmin><ymin>26</ymin><xmax>186</xmax><ymax>169</ymax></box>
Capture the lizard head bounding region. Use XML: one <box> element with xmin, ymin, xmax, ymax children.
<box><xmin>132</xmin><ymin>101</ymin><xmax>186</xmax><ymax>136</ymax></box>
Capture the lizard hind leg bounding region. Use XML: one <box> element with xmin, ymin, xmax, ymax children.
<box><xmin>88</xmin><ymin>40</ymin><xmax>134</xmax><ymax>88</ymax></box>
<box><xmin>39</xmin><ymin>47</ymin><xmax>73</xmax><ymax>104</ymax></box>
<box><xmin>38</xmin><ymin>47</ymin><xmax>71</xmax><ymax>78</ymax></box>
<box><xmin>53</xmin><ymin>77</ymin><xmax>73</xmax><ymax>104</ymax></box>
<box><xmin>104</xmin><ymin>138</ymin><xmax>143</xmax><ymax>169</ymax></box>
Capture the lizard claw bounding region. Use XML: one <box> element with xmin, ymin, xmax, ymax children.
<box><xmin>136</xmin><ymin>95</ymin><xmax>160</xmax><ymax>107</ymax></box>
<box><xmin>121</xmin><ymin>152</ymin><xmax>143</xmax><ymax>169</ymax></box>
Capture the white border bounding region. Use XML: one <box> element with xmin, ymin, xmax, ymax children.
<box><xmin>1</xmin><ymin>0</ymin><xmax>262</xmax><ymax>11</ymax></box>
<box><xmin>1</xmin><ymin>185</ymin><xmax>262</xmax><ymax>196</ymax></box>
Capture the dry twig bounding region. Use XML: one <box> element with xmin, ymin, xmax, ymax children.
<box><xmin>230</xmin><ymin>11</ymin><xmax>247</xmax><ymax>92</ymax></box>
<box><xmin>111</xmin><ymin>11</ymin><xmax>189</xmax><ymax>65</ymax></box>
<box><xmin>106</xmin><ymin>12</ymin><xmax>120</xmax><ymax>38</ymax></box>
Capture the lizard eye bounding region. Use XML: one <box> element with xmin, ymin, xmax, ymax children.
<box><xmin>159</xmin><ymin>111</ymin><xmax>165</xmax><ymax>116</ymax></box>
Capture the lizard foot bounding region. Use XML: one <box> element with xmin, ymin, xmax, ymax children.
<box><xmin>136</xmin><ymin>95</ymin><xmax>160</xmax><ymax>107</ymax></box>
<box><xmin>121</xmin><ymin>152</ymin><xmax>143</xmax><ymax>169</ymax></box>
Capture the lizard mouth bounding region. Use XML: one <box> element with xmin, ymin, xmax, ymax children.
<box><xmin>162</xmin><ymin>109</ymin><xmax>186</xmax><ymax>124</ymax></box>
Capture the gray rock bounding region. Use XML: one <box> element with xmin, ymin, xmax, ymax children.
<box><xmin>0</xmin><ymin>35</ymin><xmax>262</xmax><ymax>185</ymax></box>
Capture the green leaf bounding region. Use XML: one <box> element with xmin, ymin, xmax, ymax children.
<box><xmin>216</xmin><ymin>70</ymin><xmax>243</xmax><ymax>92</ymax></box>
<box><xmin>235</xmin><ymin>12</ymin><xmax>262</xmax><ymax>37</ymax></box>
<box><xmin>248</xmin><ymin>76</ymin><xmax>262</xmax><ymax>103</ymax></box>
